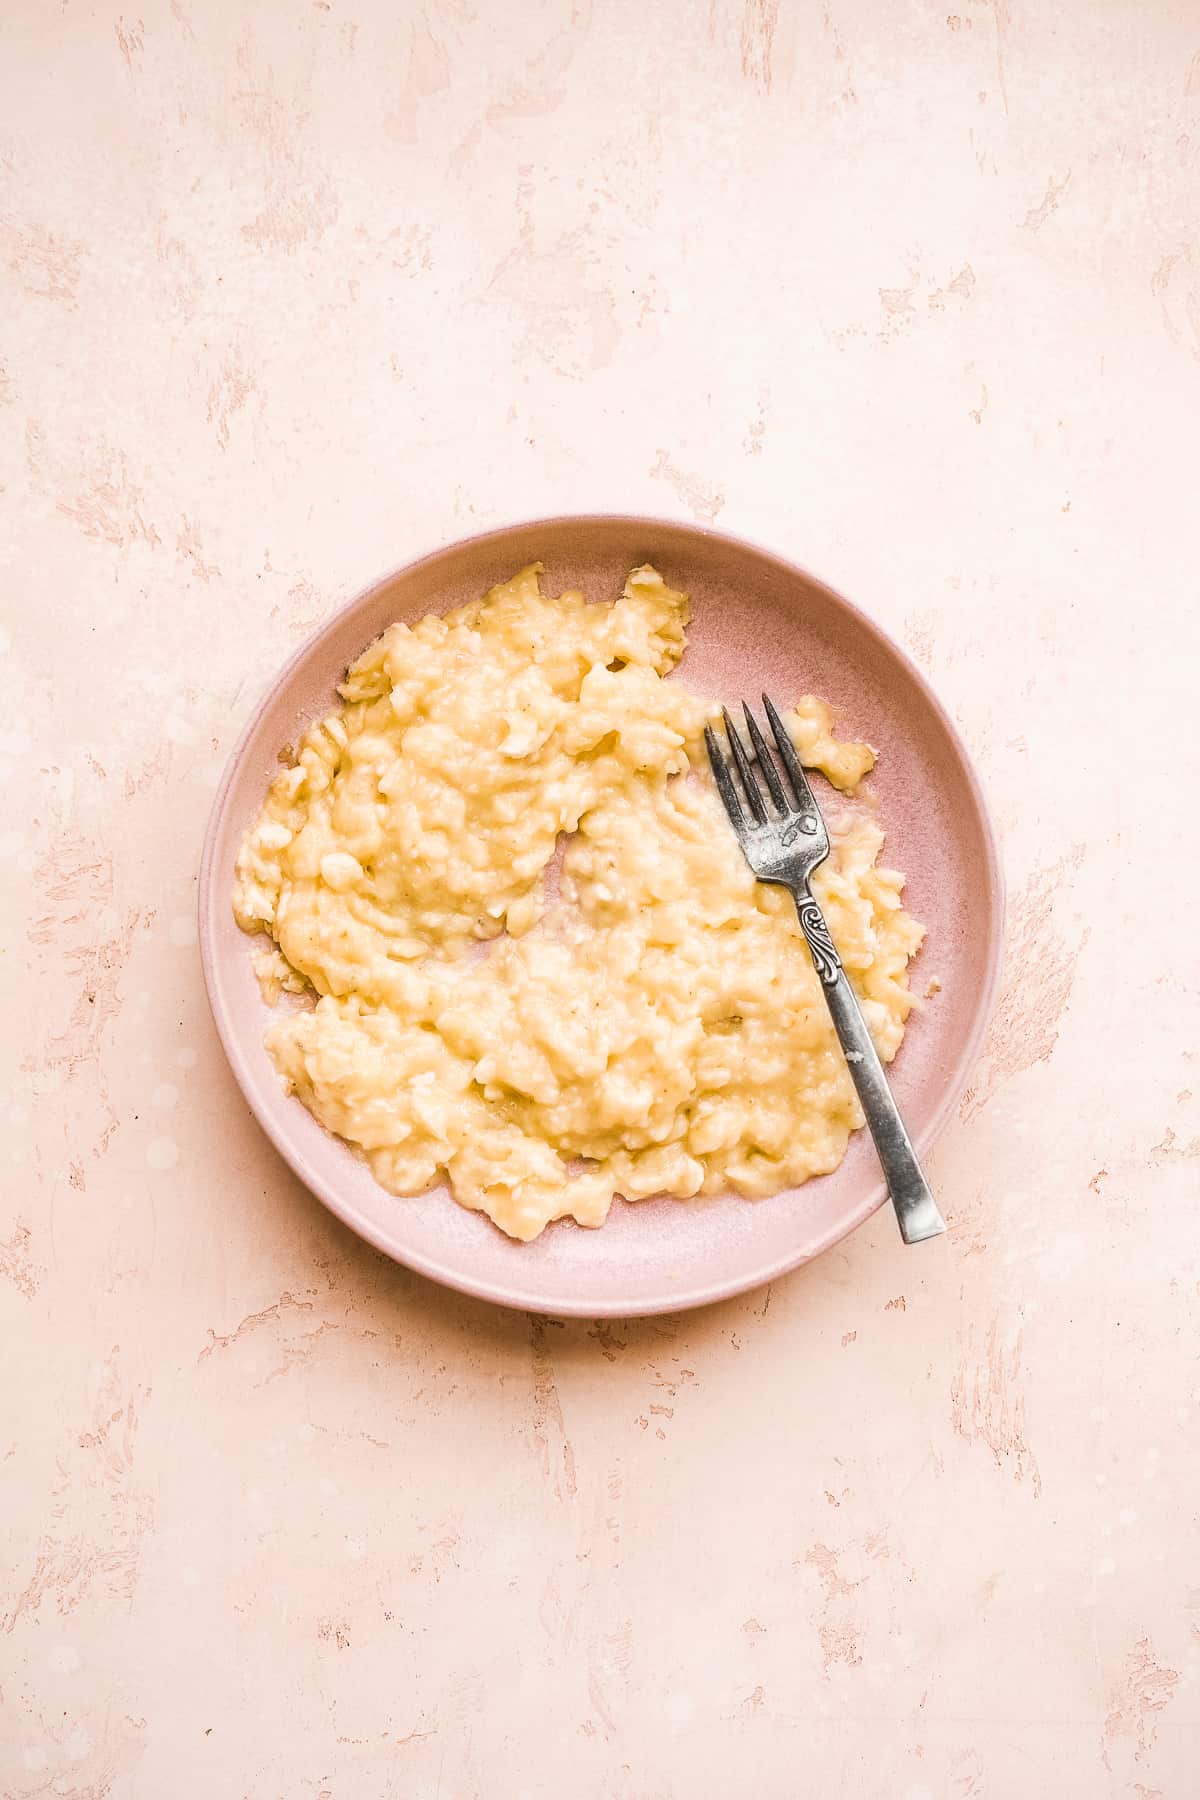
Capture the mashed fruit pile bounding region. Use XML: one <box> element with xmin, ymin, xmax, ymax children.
<box><xmin>234</xmin><ymin>564</ymin><xmax>923</xmax><ymax>1240</ymax></box>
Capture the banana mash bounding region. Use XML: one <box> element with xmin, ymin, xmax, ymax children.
<box><xmin>234</xmin><ymin>563</ymin><xmax>923</xmax><ymax>1240</ymax></box>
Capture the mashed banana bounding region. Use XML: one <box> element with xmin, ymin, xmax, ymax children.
<box><xmin>234</xmin><ymin>564</ymin><xmax>923</xmax><ymax>1240</ymax></box>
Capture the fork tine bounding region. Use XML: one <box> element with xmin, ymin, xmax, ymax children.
<box><xmin>704</xmin><ymin>725</ymin><xmax>745</xmax><ymax>829</ymax></box>
<box><xmin>721</xmin><ymin>707</ymin><xmax>767</xmax><ymax>822</ymax></box>
<box><xmin>742</xmin><ymin>704</ymin><xmax>789</xmax><ymax>814</ymax></box>
<box><xmin>762</xmin><ymin>693</ymin><xmax>819</xmax><ymax>817</ymax></box>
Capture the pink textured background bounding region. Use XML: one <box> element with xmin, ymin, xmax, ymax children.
<box><xmin>2</xmin><ymin>1</ymin><xmax>1198</xmax><ymax>1794</ymax></box>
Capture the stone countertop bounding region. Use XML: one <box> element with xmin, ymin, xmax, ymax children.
<box><xmin>2</xmin><ymin>2</ymin><xmax>1197</xmax><ymax>1794</ymax></box>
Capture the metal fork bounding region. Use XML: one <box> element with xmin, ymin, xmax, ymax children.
<box><xmin>704</xmin><ymin>698</ymin><xmax>945</xmax><ymax>1246</ymax></box>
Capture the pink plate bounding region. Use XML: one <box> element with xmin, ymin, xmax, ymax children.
<box><xmin>199</xmin><ymin>517</ymin><xmax>1003</xmax><ymax>1317</ymax></box>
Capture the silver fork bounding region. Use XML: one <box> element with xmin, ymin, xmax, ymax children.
<box><xmin>704</xmin><ymin>698</ymin><xmax>945</xmax><ymax>1246</ymax></box>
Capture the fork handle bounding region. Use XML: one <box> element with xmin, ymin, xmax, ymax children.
<box><xmin>794</xmin><ymin>888</ymin><xmax>946</xmax><ymax>1246</ymax></box>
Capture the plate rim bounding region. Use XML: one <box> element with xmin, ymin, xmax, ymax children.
<box><xmin>198</xmin><ymin>513</ymin><xmax>1005</xmax><ymax>1317</ymax></box>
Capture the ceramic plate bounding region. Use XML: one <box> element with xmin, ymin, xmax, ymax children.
<box><xmin>199</xmin><ymin>516</ymin><xmax>1002</xmax><ymax>1316</ymax></box>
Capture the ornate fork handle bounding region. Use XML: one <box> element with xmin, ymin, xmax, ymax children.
<box><xmin>794</xmin><ymin>882</ymin><xmax>945</xmax><ymax>1245</ymax></box>
<box><xmin>794</xmin><ymin>893</ymin><xmax>842</xmax><ymax>986</ymax></box>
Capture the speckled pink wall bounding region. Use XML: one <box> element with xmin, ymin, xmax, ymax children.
<box><xmin>2</xmin><ymin>1</ymin><xmax>1198</xmax><ymax>1794</ymax></box>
